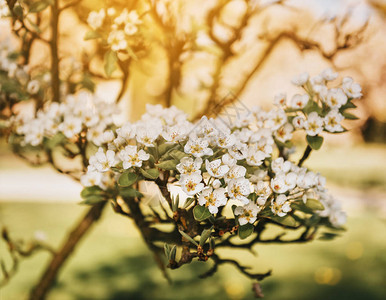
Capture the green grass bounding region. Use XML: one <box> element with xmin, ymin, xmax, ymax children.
<box><xmin>1</xmin><ymin>202</ymin><xmax>385</xmax><ymax>300</ymax></box>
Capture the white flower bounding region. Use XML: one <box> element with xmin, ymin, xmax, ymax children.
<box><xmin>162</xmin><ymin>125</ymin><xmax>187</xmax><ymax>143</ymax></box>
<box><xmin>222</xmin><ymin>153</ymin><xmax>237</xmax><ymax>167</ymax></box>
<box><xmin>0</xmin><ymin>0</ymin><xmax>10</xmax><ymax>17</ymax></box>
<box><xmin>271</xmin><ymin>157</ymin><xmax>291</xmax><ymax>174</ymax></box>
<box><xmin>284</xmin><ymin>172</ymin><xmax>297</xmax><ymax>190</ymax></box>
<box><xmin>329</xmin><ymin>210</ymin><xmax>347</xmax><ymax>227</ymax></box>
<box><xmin>271</xmin><ymin>175</ymin><xmax>288</xmax><ymax>194</ymax></box>
<box><xmin>215</xmin><ymin>133</ymin><xmax>236</xmax><ymax>149</ymax></box>
<box><xmin>124</xmin><ymin>23</ymin><xmax>138</xmax><ymax>35</ymax></box>
<box><xmin>321</xmin><ymin>68</ymin><xmax>338</xmax><ymax>81</ymax></box>
<box><xmin>89</xmin><ymin>148</ymin><xmax>116</xmax><ymax>172</ymax></box>
<box><xmin>59</xmin><ymin>116</ymin><xmax>82</xmax><ymax>138</ymax></box>
<box><xmin>228</xmin><ymin>142</ymin><xmax>248</xmax><ymax>160</ymax></box>
<box><xmin>198</xmin><ymin>187</ymin><xmax>227</xmax><ymax>214</ymax></box>
<box><xmin>108</xmin><ymin>30</ymin><xmax>127</xmax><ymax>51</ymax></box>
<box><xmin>342</xmin><ymin>77</ymin><xmax>362</xmax><ymax>98</ymax></box>
<box><xmin>304</xmin><ymin>112</ymin><xmax>323</xmax><ymax>136</ymax></box>
<box><xmin>266</xmin><ymin>109</ymin><xmax>287</xmax><ymax>131</ymax></box>
<box><xmin>246</xmin><ymin>144</ymin><xmax>265</xmax><ymax>166</ymax></box>
<box><xmin>103</xmin><ymin>130</ymin><xmax>115</xmax><ymax>143</ymax></box>
<box><xmin>81</xmin><ymin>171</ymin><xmax>103</xmax><ymax>187</ymax></box>
<box><xmin>324</xmin><ymin>109</ymin><xmax>344</xmax><ymax>132</ymax></box>
<box><xmin>180</xmin><ymin>173</ymin><xmax>204</xmax><ymax>196</ymax></box>
<box><xmin>296</xmin><ymin>171</ymin><xmax>317</xmax><ymax>189</ymax></box>
<box><xmin>136</xmin><ymin>125</ymin><xmax>160</xmax><ymax>147</ymax></box>
<box><xmin>290</xmin><ymin>94</ymin><xmax>309</xmax><ymax>109</ymax></box>
<box><xmin>119</xmin><ymin>145</ymin><xmax>150</xmax><ymax>169</ymax></box>
<box><xmin>273</xmin><ymin>93</ymin><xmax>286</xmax><ymax>106</ymax></box>
<box><xmin>275</xmin><ymin>123</ymin><xmax>293</xmax><ymax>143</ymax></box>
<box><xmin>176</xmin><ymin>157</ymin><xmax>202</xmax><ymax>175</ymax></box>
<box><xmin>271</xmin><ymin>194</ymin><xmax>291</xmax><ymax>217</ymax></box>
<box><xmin>292</xmin><ymin>116</ymin><xmax>305</xmax><ymax>129</ymax></box>
<box><xmin>324</xmin><ymin>88</ymin><xmax>347</xmax><ymax>109</ymax></box>
<box><xmin>291</xmin><ymin>72</ymin><xmax>309</xmax><ymax>86</ymax></box>
<box><xmin>87</xmin><ymin>125</ymin><xmax>105</xmax><ymax>146</ymax></box>
<box><xmin>228</xmin><ymin>177</ymin><xmax>251</xmax><ymax>204</ymax></box>
<box><xmin>27</xmin><ymin>80</ymin><xmax>40</xmax><ymax>95</ymax></box>
<box><xmin>225</xmin><ymin>165</ymin><xmax>246</xmax><ymax>182</ymax></box>
<box><xmin>87</xmin><ymin>9</ymin><xmax>105</xmax><ymax>29</ymax></box>
<box><xmin>205</xmin><ymin>159</ymin><xmax>229</xmax><ymax>178</ymax></box>
<box><xmin>184</xmin><ymin>137</ymin><xmax>213</xmax><ymax>157</ymax></box>
<box><xmin>254</xmin><ymin>181</ymin><xmax>271</xmax><ymax>205</ymax></box>
<box><xmin>234</xmin><ymin>202</ymin><xmax>261</xmax><ymax>225</ymax></box>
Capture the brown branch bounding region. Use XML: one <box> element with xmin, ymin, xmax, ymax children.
<box><xmin>29</xmin><ymin>202</ymin><xmax>107</xmax><ymax>300</ymax></box>
<box><xmin>298</xmin><ymin>145</ymin><xmax>312</xmax><ymax>167</ymax></box>
<box><xmin>50</xmin><ymin>0</ymin><xmax>60</xmax><ymax>102</ymax></box>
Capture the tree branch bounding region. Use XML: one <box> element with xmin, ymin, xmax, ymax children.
<box><xmin>29</xmin><ymin>202</ymin><xmax>107</xmax><ymax>300</ymax></box>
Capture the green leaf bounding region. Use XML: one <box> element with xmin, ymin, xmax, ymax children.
<box><xmin>119</xmin><ymin>187</ymin><xmax>143</xmax><ymax>199</ymax></box>
<box><xmin>183</xmin><ymin>198</ymin><xmax>195</xmax><ymax>209</ymax></box>
<box><xmin>179</xmin><ymin>230</ymin><xmax>198</xmax><ymax>246</ymax></box>
<box><xmin>271</xmin><ymin>215</ymin><xmax>297</xmax><ymax>227</ymax></box>
<box><xmin>118</xmin><ymin>172</ymin><xmax>138</xmax><ymax>187</ymax></box>
<box><xmin>169</xmin><ymin>245</ymin><xmax>177</xmax><ymax>260</ymax></box>
<box><xmin>170</xmin><ymin>150</ymin><xmax>188</xmax><ymax>161</ymax></box>
<box><xmin>13</xmin><ymin>5</ymin><xmax>24</xmax><ymax>18</ymax></box>
<box><xmin>171</xmin><ymin>194</ymin><xmax>179</xmax><ymax>212</ymax></box>
<box><xmin>199</xmin><ymin>227</ymin><xmax>213</xmax><ymax>246</ymax></box>
<box><xmin>29</xmin><ymin>1</ymin><xmax>50</xmax><ymax>13</ymax></box>
<box><xmin>193</xmin><ymin>206</ymin><xmax>211</xmax><ymax>221</ymax></box>
<box><xmin>164</xmin><ymin>244</ymin><xmax>170</xmax><ymax>259</ymax></box>
<box><xmin>84</xmin><ymin>30</ymin><xmax>101</xmax><ymax>40</ymax></box>
<box><xmin>318</xmin><ymin>232</ymin><xmax>340</xmax><ymax>241</ymax></box>
<box><xmin>341</xmin><ymin>112</ymin><xmax>358</xmax><ymax>120</ymax></box>
<box><xmin>158</xmin><ymin>143</ymin><xmax>177</xmax><ymax>156</ymax></box>
<box><xmin>44</xmin><ymin>133</ymin><xmax>65</xmax><ymax>149</ymax></box>
<box><xmin>140</xmin><ymin>168</ymin><xmax>159</xmax><ymax>180</ymax></box>
<box><xmin>156</xmin><ymin>160</ymin><xmax>178</xmax><ymax>170</ymax></box>
<box><xmin>305</xmin><ymin>199</ymin><xmax>325</xmax><ymax>211</ymax></box>
<box><xmin>303</xmin><ymin>100</ymin><xmax>321</xmax><ymax>115</ymax></box>
<box><xmin>81</xmin><ymin>186</ymin><xmax>104</xmax><ymax>199</ymax></box>
<box><xmin>238</xmin><ymin>223</ymin><xmax>254</xmax><ymax>240</ymax></box>
<box><xmin>79</xmin><ymin>195</ymin><xmax>105</xmax><ymax>205</ymax></box>
<box><xmin>80</xmin><ymin>186</ymin><xmax>106</xmax><ymax>205</ymax></box>
<box><xmin>104</xmin><ymin>50</ymin><xmax>117</xmax><ymax>77</ymax></box>
<box><xmin>306</xmin><ymin>135</ymin><xmax>324</xmax><ymax>150</ymax></box>
<box><xmin>81</xmin><ymin>73</ymin><xmax>95</xmax><ymax>92</ymax></box>
<box><xmin>340</xmin><ymin>101</ymin><xmax>357</xmax><ymax>110</ymax></box>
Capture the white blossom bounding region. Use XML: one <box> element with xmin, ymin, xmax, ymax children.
<box><xmin>304</xmin><ymin>112</ymin><xmax>323</xmax><ymax>136</ymax></box>
<box><xmin>198</xmin><ymin>187</ymin><xmax>227</xmax><ymax>214</ymax></box>
<box><xmin>228</xmin><ymin>177</ymin><xmax>251</xmax><ymax>204</ymax></box>
<box><xmin>180</xmin><ymin>173</ymin><xmax>204</xmax><ymax>196</ymax></box>
<box><xmin>324</xmin><ymin>109</ymin><xmax>344</xmax><ymax>132</ymax></box>
<box><xmin>184</xmin><ymin>137</ymin><xmax>213</xmax><ymax>157</ymax></box>
<box><xmin>87</xmin><ymin>9</ymin><xmax>105</xmax><ymax>29</ymax></box>
<box><xmin>119</xmin><ymin>145</ymin><xmax>150</xmax><ymax>169</ymax></box>
<box><xmin>271</xmin><ymin>194</ymin><xmax>291</xmax><ymax>217</ymax></box>
<box><xmin>290</xmin><ymin>94</ymin><xmax>309</xmax><ymax>109</ymax></box>
<box><xmin>342</xmin><ymin>77</ymin><xmax>362</xmax><ymax>98</ymax></box>
<box><xmin>205</xmin><ymin>159</ymin><xmax>229</xmax><ymax>178</ymax></box>
<box><xmin>89</xmin><ymin>148</ymin><xmax>116</xmax><ymax>172</ymax></box>
<box><xmin>176</xmin><ymin>157</ymin><xmax>202</xmax><ymax>175</ymax></box>
<box><xmin>235</xmin><ymin>202</ymin><xmax>261</xmax><ymax>225</ymax></box>
<box><xmin>291</xmin><ymin>72</ymin><xmax>309</xmax><ymax>86</ymax></box>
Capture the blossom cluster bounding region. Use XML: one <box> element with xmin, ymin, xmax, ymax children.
<box><xmin>87</xmin><ymin>7</ymin><xmax>143</xmax><ymax>53</ymax></box>
<box><xmin>0</xmin><ymin>41</ymin><xmax>43</xmax><ymax>101</ymax></box>
<box><xmin>13</xmin><ymin>91</ymin><xmax>119</xmax><ymax>147</ymax></box>
<box><xmin>80</xmin><ymin>69</ymin><xmax>361</xmax><ymax>228</ymax></box>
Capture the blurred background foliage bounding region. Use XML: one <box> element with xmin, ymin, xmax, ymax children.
<box><xmin>1</xmin><ymin>0</ymin><xmax>386</xmax><ymax>299</ymax></box>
